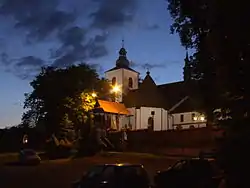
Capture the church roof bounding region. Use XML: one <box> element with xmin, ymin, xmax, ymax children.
<box><xmin>170</xmin><ymin>97</ymin><xmax>198</xmax><ymax>113</ymax></box>
<box><xmin>157</xmin><ymin>81</ymin><xmax>187</xmax><ymax>109</ymax></box>
<box><xmin>124</xmin><ymin>77</ymin><xmax>201</xmax><ymax>113</ymax></box>
<box><xmin>93</xmin><ymin>100</ymin><xmax>130</xmax><ymax>115</ymax></box>
<box><xmin>105</xmin><ymin>66</ymin><xmax>139</xmax><ymax>73</ymax></box>
<box><xmin>124</xmin><ymin>71</ymin><xmax>166</xmax><ymax>108</ymax></box>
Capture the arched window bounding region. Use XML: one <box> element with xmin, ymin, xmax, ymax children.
<box><xmin>128</xmin><ymin>77</ymin><xmax>133</xmax><ymax>88</ymax></box>
<box><xmin>112</xmin><ymin>77</ymin><xmax>116</xmax><ymax>85</ymax></box>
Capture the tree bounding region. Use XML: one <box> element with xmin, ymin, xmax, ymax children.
<box><xmin>168</xmin><ymin>0</ymin><xmax>250</xmax><ymax>186</ymax></box>
<box><xmin>22</xmin><ymin>64</ymin><xmax>111</xmax><ymax>139</ymax></box>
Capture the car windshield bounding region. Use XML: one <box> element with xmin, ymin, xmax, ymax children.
<box><xmin>115</xmin><ymin>166</ymin><xmax>148</xmax><ymax>181</ymax></box>
<box><xmin>172</xmin><ymin>160</ymin><xmax>187</xmax><ymax>170</ymax></box>
<box><xmin>84</xmin><ymin>165</ymin><xmax>148</xmax><ymax>183</ymax></box>
<box><xmin>86</xmin><ymin>165</ymin><xmax>105</xmax><ymax>178</ymax></box>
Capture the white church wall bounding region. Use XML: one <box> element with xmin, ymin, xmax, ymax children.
<box><xmin>136</xmin><ymin>108</ymin><xmax>141</xmax><ymax>129</ymax></box>
<box><xmin>127</xmin><ymin>107</ymin><xmax>136</xmax><ymax>130</ymax></box>
<box><xmin>172</xmin><ymin>111</ymin><xmax>207</xmax><ymax>129</ymax></box>
<box><xmin>140</xmin><ymin>107</ymin><xmax>165</xmax><ymax>131</ymax></box>
<box><xmin>122</xmin><ymin>69</ymin><xmax>139</xmax><ymax>90</ymax></box>
<box><xmin>105</xmin><ymin>68</ymin><xmax>139</xmax><ymax>102</ymax></box>
<box><xmin>105</xmin><ymin>69</ymin><xmax>123</xmax><ymax>102</ymax></box>
<box><xmin>126</xmin><ymin>107</ymin><xmax>170</xmax><ymax>131</ymax></box>
<box><xmin>163</xmin><ymin>110</ymin><xmax>169</xmax><ymax>130</ymax></box>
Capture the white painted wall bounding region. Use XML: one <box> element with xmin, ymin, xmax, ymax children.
<box><xmin>105</xmin><ymin>68</ymin><xmax>139</xmax><ymax>102</ymax></box>
<box><xmin>130</xmin><ymin>107</ymin><xmax>168</xmax><ymax>131</ymax></box>
<box><xmin>119</xmin><ymin>108</ymin><xmax>206</xmax><ymax>131</ymax></box>
<box><xmin>127</xmin><ymin>107</ymin><xmax>136</xmax><ymax>130</ymax></box>
<box><xmin>122</xmin><ymin>69</ymin><xmax>139</xmax><ymax>91</ymax></box>
<box><xmin>172</xmin><ymin>111</ymin><xmax>207</xmax><ymax>129</ymax></box>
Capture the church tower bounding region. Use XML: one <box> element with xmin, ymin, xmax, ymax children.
<box><xmin>105</xmin><ymin>41</ymin><xmax>139</xmax><ymax>102</ymax></box>
<box><xmin>183</xmin><ymin>50</ymin><xmax>191</xmax><ymax>82</ymax></box>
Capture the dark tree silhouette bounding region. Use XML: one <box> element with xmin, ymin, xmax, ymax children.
<box><xmin>22</xmin><ymin>64</ymin><xmax>111</xmax><ymax>139</ymax></box>
<box><xmin>168</xmin><ymin>0</ymin><xmax>250</xmax><ymax>187</ymax></box>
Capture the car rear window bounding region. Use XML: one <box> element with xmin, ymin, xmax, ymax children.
<box><xmin>86</xmin><ymin>165</ymin><xmax>105</xmax><ymax>178</ymax></box>
<box><xmin>116</xmin><ymin>166</ymin><xmax>148</xmax><ymax>180</ymax></box>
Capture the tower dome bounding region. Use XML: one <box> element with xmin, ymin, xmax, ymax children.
<box><xmin>116</xmin><ymin>46</ymin><xmax>129</xmax><ymax>68</ymax></box>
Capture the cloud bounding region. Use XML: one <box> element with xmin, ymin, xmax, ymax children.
<box><xmin>15</xmin><ymin>56</ymin><xmax>45</xmax><ymax>67</ymax></box>
<box><xmin>89</xmin><ymin>63</ymin><xmax>104</xmax><ymax>73</ymax></box>
<box><xmin>0</xmin><ymin>0</ymin><xmax>131</xmax><ymax>78</ymax></box>
<box><xmin>13</xmin><ymin>56</ymin><xmax>45</xmax><ymax>80</ymax></box>
<box><xmin>0</xmin><ymin>52</ymin><xmax>10</xmax><ymax>65</ymax></box>
<box><xmin>51</xmin><ymin>27</ymin><xmax>108</xmax><ymax>67</ymax></box>
<box><xmin>141</xmin><ymin>63</ymin><xmax>166</xmax><ymax>70</ymax></box>
<box><xmin>89</xmin><ymin>0</ymin><xmax>137</xmax><ymax>29</ymax></box>
<box><xmin>0</xmin><ymin>38</ymin><xmax>6</xmax><ymax>50</ymax></box>
<box><xmin>145</xmin><ymin>24</ymin><xmax>160</xmax><ymax>30</ymax></box>
<box><xmin>0</xmin><ymin>54</ymin><xmax>46</xmax><ymax>80</ymax></box>
<box><xmin>130</xmin><ymin>61</ymin><xmax>166</xmax><ymax>70</ymax></box>
<box><xmin>93</xmin><ymin>33</ymin><xmax>109</xmax><ymax>43</ymax></box>
<box><xmin>0</xmin><ymin>0</ymin><xmax>75</xmax><ymax>43</ymax></box>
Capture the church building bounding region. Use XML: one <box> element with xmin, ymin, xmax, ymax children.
<box><xmin>104</xmin><ymin>44</ymin><xmax>207</xmax><ymax>131</ymax></box>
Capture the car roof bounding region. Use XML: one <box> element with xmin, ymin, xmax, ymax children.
<box><xmin>97</xmin><ymin>163</ymin><xmax>144</xmax><ymax>167</ymax></box>
<box><xmin>191</xmin><ymin>157</ymin><xmax>215</xmax><ymax>161</ymax></box>
<box><xmin>20</xmin><ymin>149</ymin><xmax>36</xmax><ymax>153</ymax></box>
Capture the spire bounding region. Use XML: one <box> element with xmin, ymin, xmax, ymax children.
<box><xmin>116</xmin><ymin>39</ymin><xmax>129</xmax><ymax>68</ymax></box>
<box><xmin>184</xmin><ymin>48</ymin><xmax>189</xmax><ymax>63</ymax></box>
<box><xmin>183</xmin><ymin>48</ymin><xmax>191</xmax><ymax>82</ymax></box>
<box><xmin>122</xmin><ymin>38</ymin><xmax>125</xmax><ymax>48</ymax></box>
<box><xmin>146</xmin><ymin>68</ymin><xmax>150</xmax><ymax>75</ymax></box>
<box><xmin>119</xmin><ymin>39</ymin><xmax>127</xmax><ymax>57</ymax></box>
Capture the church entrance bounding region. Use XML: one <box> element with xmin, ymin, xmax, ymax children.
<box><xmin>148</xmin><ymin>117</ymin><xmax>154</xmax><ymax>131</ymax></box>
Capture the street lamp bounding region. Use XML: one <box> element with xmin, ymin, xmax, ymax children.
<box><xmin>111</xmin><ymin>85</ymin><xmax>121</xmax><ymax>93</ymax></box>
<box><xmin>91</xmin><ymin>92</ymin><xmax>97</xmax><ymax>98</ymax></box>
<box><xmin>111</xmin><ymin>84</ymin><xmax>121</xmax><ymax>102</ymax></box>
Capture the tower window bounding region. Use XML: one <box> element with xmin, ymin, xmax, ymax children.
<box><xmin>112</xmin><ymin>77</ymin><xmax>116</xmax><ymax>85</ymax></box>
<box><xmin>128</xmin><ymin>77</ymin><xmax>133</xmax><ymax>88</ymax></box>
<box><xmin>180</xmin><ymin>114</ymin><xmax>184</xmax><ymax>122</ymax></box>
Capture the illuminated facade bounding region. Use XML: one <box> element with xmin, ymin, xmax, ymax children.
<box><xmin>104</xmin><ymin>45</ymin><xmax>207</xmax><ymax>131</ymax></box>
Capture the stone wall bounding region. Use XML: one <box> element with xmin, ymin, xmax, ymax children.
<box><xmin>108</xmin><ymin>127</ymin><xmax>221</xmax><ymax>153</ymax></box>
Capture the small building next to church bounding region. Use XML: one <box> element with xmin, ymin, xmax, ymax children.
<box><xmin>103</xmin><ymin>45</ymin><xmax>206</xmax><ymax>131</ymax></box>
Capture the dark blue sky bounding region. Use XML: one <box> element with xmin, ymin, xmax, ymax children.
<box><xmin>0</xmin><ymin>0</ymin><xmax>185</xmax><ymax>128</ymax></box>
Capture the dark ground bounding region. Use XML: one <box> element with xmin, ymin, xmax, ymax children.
<box><xmin>0</xmin><ymin>152</ymin><xmax>177</xmax><ymax>188</ymax></box>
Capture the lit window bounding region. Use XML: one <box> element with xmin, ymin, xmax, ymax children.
<box><xmin>192</xmin><ymin>113</ymin><xmax>195</xmax><ymax>121</ymax></box>
<box><xmin>200</xmin><ymin>116</ymin><xmax>205</xmax><ymax>121</ymax></box>
<box><xmin>180</xmin><ymin>114</ymin><xmax>184</xmax><ymax>122</ymax></box>
<box><xmin>128</xmin><ymin>77</ymin><xmax>133</xmax><ymax>88</ymax></box>
<box><xmin>112</xmin><ymin>77</ymin><xmax>116</xmax><ymax>85</ymax></box>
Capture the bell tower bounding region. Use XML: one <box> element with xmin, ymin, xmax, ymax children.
<box><xmin>105</xmin><ymin>40</ymin><xmax>139</xmax><ymax>102</ymax></box>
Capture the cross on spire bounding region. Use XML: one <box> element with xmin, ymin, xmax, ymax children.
<box><xmin>122</xmin><ymin>38</ymin><xmax>125</xmax><ymax>48</ymax></box>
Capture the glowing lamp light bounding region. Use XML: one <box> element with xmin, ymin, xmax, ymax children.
<box><xmin>111</xmin><ymin>85</ymin><xmax>121</xmax><ymax>93</ymax></box>
<box><xmin>91</xmin><ymin>92</ymin><xmax>97</xmax><ymax>98</ymax></box>
<box><xmin>200</xmin><ymin>116</ymin><xmax>205</xmax><ymax>121</ymax></box>
<box><xmin>193</xmin><ymin>116</ymin><xmax>198</xmax><ymax>121</ymax></box>
<box><xmin>24</xmin><ymin>138</ymin><xmax>28</xmax><ymax>144</ymax></box>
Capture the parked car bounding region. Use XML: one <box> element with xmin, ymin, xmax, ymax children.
<box><xmin>199</xmin><ymin>150</ymin><xmax>217</xmax><ymax>159</ymax></box>
<box><xmin>154</xmin><ymin>158</ymin><xmax>223</xmax><ymax>188</ymax></box>
<box><xmin>72</xmin><ymin>163</ymin><xmax>151</xmax><ymax>188</ymax></box>
<box><xmin>18</xmin><ymin>149</ymin><xmax>41</xmax><ymax>165</ymax></box>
